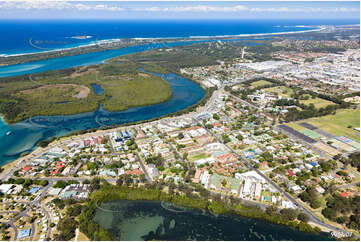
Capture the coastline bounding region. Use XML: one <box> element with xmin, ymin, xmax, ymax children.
<box><xmin>0</xmin><ymin>26</ymin><xmax>324</xmax><ymax>58</ymax></box>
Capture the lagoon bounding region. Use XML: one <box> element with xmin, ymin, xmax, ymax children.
<box><xmin>94</xmin><ymin>200</ymin><xmax>333</xmax><ymax>241</ymax></box>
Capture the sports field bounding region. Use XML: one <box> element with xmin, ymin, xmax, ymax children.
<box><xmin>263</xmin><ymin>86</ymin><xmax>293</xmax><ymax>98</ymax></box>
<box><xmin>293</xmin><ymin>109</ymin><xmax>360</xmax><ymax>142</ymax></box>
<box><xmin>301</xmin><ymin>129</ymin><xmax>321</xmax><ymax>139</ymax></box>
<box><xmin>300</xmin><ymin>97</ymin><xmax>335</xmax><ymax>109</ymax></box>
<box><xmin>251</xmin><ymin>80</ymin><xmax>272</xmax><ymax>88</ymax></box>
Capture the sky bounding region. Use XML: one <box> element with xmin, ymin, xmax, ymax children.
<box><xmin>0</xmin><ymin>1</ymin><xmax>359</xmax><ymax>20</ymax></box>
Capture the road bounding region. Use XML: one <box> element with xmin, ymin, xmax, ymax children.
<box><xmin>0</xmin><ymin>83</ymin><xmax>357</xmax><ymax>239</ymax></box>
<box><xmin>336</xmin><ymin>181</ymin><xmax>360</xmax><ymax>189</ymax></box>
<box><xmin>153</xmin><ymin>125</ymin><xmax>191</xmax><ymax>173</ymax></box>
<box><xmin>135</xmin><ymin>152</ymin><xmax>153</xmax><ymax>183</ymax></box>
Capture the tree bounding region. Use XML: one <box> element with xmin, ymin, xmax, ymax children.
<box><xmin>39</xmin><ymin>180</ymin><xmax>49</xmax><ymax>186</ymax></box>
<box><xmin>55</xmin><ymin>217</ymin><xmax>78</xmax><ymax>241</ymax></box>
<box><xmin>183</xmin><ymin>153</ymin><xmax>188</xmax><ymax>160</ymax></box>
<box><xmin>280</xmin><ymin>208</ymin><xmax>298</xmax><ymax>221</ymax></box>
<box><xmin>297</xmin><ymin>213</ymin><xmax>310</xmax><ymax>223</ymax></box>
<box><xmin>116</xmin><ymin>177</ymin><xmax>123</xmax><ymax>186</ymax></box>
<box><xmin>310</xmin><ymin>199</ymin><xmax>322</xmax><ymax>209</ymax></box>
<box><xmin>213</xmin><ymin>114</ymin><xmax>220</xmax><ymax>120</ymax></box>
<box><xmin>53</xmin><ymin>180</ymin><xmax>69</xmax><ymax>189</ymax></box>
<box><xmin>67</xmin><ymin>204</ymin><xmax>82</xmax><ymax>217</ymax></box>
<box><xmin>266</xmin><ymin>205</ymin><xmax>278</xmax><ymax>216</ymax></box>
<box><xmin>89</xmin><ymin>177</ymin><xmax>101</xmax><ymax>192</ymax></box>
<box><xmin>236</xmin><ymin>134</ymin><xmax>243</xmax><ymax>141</ymax></box>
<box><xmin>261</xmin><ymin>152</ymin><xmax>273</xmax><ymax>162</ymax></box>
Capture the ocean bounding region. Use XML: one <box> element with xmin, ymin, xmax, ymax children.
<box><xmin>0</xmin><ymin>19</ymin><xmax>358</xmax><ymax>56</ymax></box>
<box><xmin>0</xmin><ymin>18</ymin><xmax>358</xmax><ymax>166</ymax></box>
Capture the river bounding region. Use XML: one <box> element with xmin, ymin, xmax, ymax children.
<box><xmin>94</xmin><ymin>200</ymin><xmax>334</xmax><ymax>241</ymax></box>
<box><xmin>0</xmin><ymin>37</ymin><xmax>263</xmax><ymax>166</ymax></box>
<box><xmin>0</xmin><ymin>70</ymin><xmax>204</xmax><ymax>166</ymax></box>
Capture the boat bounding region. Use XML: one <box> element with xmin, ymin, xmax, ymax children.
<box><xmin>6</xmin><ymin>131</ymin><xmax>11</xmax><ymax>136</ymax></box>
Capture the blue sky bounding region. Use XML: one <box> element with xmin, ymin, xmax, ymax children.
<box><xmin>0</xmin><ymin>1</ymin><xmax>359</xmax><ymax>19</ymax></box>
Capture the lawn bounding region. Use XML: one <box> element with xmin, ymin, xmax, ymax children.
<box><xmin>299</xmin><ymin>109</ymin><xmax>360</xmax><ymax>142</ymax></box>
<box><xmin>286</xmin><ymin>123</ymin><xmax>304</xmax><ymax>132</ymax></box>
<box><xmin>263</xmin><ymin>86</ymin><xmax>294</xmax><ymax>98</ymax></box>
<box><xmin>251</xmin><ymin>80</ymin><xmax>272</xmax><ymax>88</ymax></box>
<box><xmin>189</xmin><ymin>153</ymin><xmax>210</xmax><ymax>162</ymax></box>
<box><xmin>300</xmin><ymin>96</ymin><xmax>335</xmax><ymax>109</ymax></box>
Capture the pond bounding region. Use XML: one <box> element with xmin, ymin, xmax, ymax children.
<box><xmin>91</xmin><ymin>83</ymin><xmax>104</xmax><ymax>95</ymax></box>
<box><xmin>94</xmin><ymin>200</ymin><xmax>334</xmax><ymax>241</ymax></box>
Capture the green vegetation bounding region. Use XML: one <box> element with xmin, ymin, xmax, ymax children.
<box><xmin>305</xmin><ymin>109</ymin><xmax>360</xmax><ymax>142</ymax></box>
<box><xmin>288</xmin><ymin>109</ymin><xmax>360</xmax><ymax>142</ymax></box>
<box><xmin>0</xmin><ymin>64</ymin><xmax>172</xmax><ymax>123</ymax></box>
<box><xmin>0</xmin><ymin>39</ymin><xmax>235</xmax><ymax>124</ymax></box>
<box><xmin>264</xmin><ymin>86</ymin><xmax>294</xmax><ymax>98</ymax></box>
<box><xmin>334</xmin><ymin>152</ymin><xmax>360</xmax><ymax>172</ymax></box>
<box><xmin>299</xmin><ymin>96</ymin><xmax>334</xmax><ymax>109</ymax></box>
<box><xmin>188</xmin><ymin>153</ymin><xmax>210</xmax><ymax>162</ymax></box>
<box><xmin>53</xmin><ymin>180</ymin><xmax>79</xmax><ymax>189</ymax></box>
<box><xmin>4</xmin><ymin>178</ymin><xmax>48</xmax><ymax>188</ymax></box>
<box><xmin>321</xmin><ymin>194</ymin><xmax>360</xmax><ymax>231</ymax></box>
<box><xmin>101</xmin><ymin>72</ymin><xmax>171</xmax><ymax>111</ymax></box>
<box><xmin>251</xmin><ymin>80</ymin><xmax>273</xmax><ymax>88</ymax></box>
<box><xmin>299</xmin><ymin>187</ymin><xmax>324</xmax><ymax>209</ymax></box>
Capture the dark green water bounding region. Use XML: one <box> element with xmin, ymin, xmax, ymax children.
<box><xmin>94</xmin><ymin>200</ymin><xmax>334</xmax><ymax>241</ymax></box>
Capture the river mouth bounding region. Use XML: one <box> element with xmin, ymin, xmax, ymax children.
<box><xmin>94</xmin><ymin>200</ymin><xmax>333</xmax><ymax>241</ymax></box>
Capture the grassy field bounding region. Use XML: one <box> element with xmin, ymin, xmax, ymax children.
<box><xmin>251</xmin><ymin>80</ymin><xmax>272</xmax><ymax>88</ymax></box>
<box><xmin>293</xmin><ymin>109</ymin><xmax>360</xmax><ymax>142</ymax></box>
<box><xmin>101</xmin><ymin>72</ymin><xmax>171</xmax><ymax>111</ymax></box>
<box><xmin>299</xmin><ymin>96</ymin><xmax>334</xmax><ymax>109</ymax></box>
<box><xmin>189</xmin><ymin>153</ymin><xmax>210</xmax><ymax>162</ymax></box>
<box><xmin>286</xmin><ymin>123</ymin><xmax>304</xmax><ymax>132</ymax></box>
<box><xmin>263</xmin><ymin>86</ymin><xmax>294</xmax><ymax>98</ymax></box>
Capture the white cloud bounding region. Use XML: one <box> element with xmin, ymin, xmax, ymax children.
<box><xmin>158</xmin><ymin>5</ymin><xmax>249</xmax><ymax>13</ymax></box>
<box><xmin>0</xmin><ymin>1</ymin><xmax>358</xmax><ymax>14</ymax></box>
<box><xmin>134</xmin><ymin>5</ymin><xmax>358</xmax><ymax>13</ymax></box>
<box><xmin>0</xmin><ymin>0</ymin><xmax>124</xmax><ymax>11</ymax></box>
<box><xmin>249</xmin><ymin>7</ymin><xmax>359</xmax><ymax>13</ymax></box>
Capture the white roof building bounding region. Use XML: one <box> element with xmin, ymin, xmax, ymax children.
<box><xmin>200</xmin><ymin>171</ymin><xmax>210</xmax><ymax>189</ymax></box>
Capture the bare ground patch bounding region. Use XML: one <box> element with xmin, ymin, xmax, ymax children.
<box><xmin>138</xmin><ymin>72</ymin><xmax>150</xmax><ymax>77</ymax></box>
<box><xmin>19</xmin><ymin>84</ymin><xmax>90</xmax><ymax>99</ymax></box>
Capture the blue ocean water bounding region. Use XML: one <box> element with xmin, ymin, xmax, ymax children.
<box><xmin>0</xmin><ymin>18</ymin><xmax>359</xmax><ymax>166</ymax></box>
<box><xmin>0</xmin><ymin>19</ymin><xmax>358</xmax><ymax>56</ymax></box>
